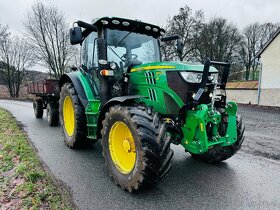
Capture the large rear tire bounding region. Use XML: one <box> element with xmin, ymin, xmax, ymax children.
<box><xmin>191</xmin><ymin>115</ymin><xmax>245</xmax><ymax>163</ymax></box>
<box><xmin>33</xmin><ymin>99</ymin><xmax>43</xmax><ymax>118</ymax></box>
<box><xmin>101</xmin><ymin>105</ymin><xmax>173</xmax><ymax>192</ymax></box>
<box><xmin>59</xmin><ymin>82</ymin><xmax>95</xmax><ymax>148</ymax></box>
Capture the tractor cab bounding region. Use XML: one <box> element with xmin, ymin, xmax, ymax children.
<box><xmin>71</xmin><ymin>17</ymin><xmax>164</xmax><ymax>70</ymax></box>
<box><xmin>69</xmin><ymin>17</ymin><xmax>182</xmax><ymax>104</ymax></box>
<box><xmin>105</xmin><ymin>27</ymin><xmax>160</xmax><ymax>70</ymax></box>
<box><xmin>93</xmin><ymin>17</ymin><xmax>164</xmax><ymax>71</ymax></box>
<box><xmin>69</xmin><ymin>17</ymin><xmax>184</xmax><ymax>71</ymax></box>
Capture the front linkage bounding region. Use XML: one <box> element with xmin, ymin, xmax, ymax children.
<box><xmin>177</xmin><ymin>59</ymin><xmax>244</xmax><ymax>160</ymax></box>
<box><xmin>181</xmin><ymin>102</ymin><xmax>238</xmax><ymax>154</ymax></box>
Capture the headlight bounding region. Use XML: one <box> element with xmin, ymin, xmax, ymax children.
<box><xmin>109</xmin><ymin>62</ymin><xmax>117</xmax><ymax>70</ymax></box>
<box><xmin>180</xmin><ymin>72</ymin><xmax>202</xmax><ymax>83</ymax></box>
<box><xmin>180</xmin><ymin>72</ymin><xmax>218</xmax><ymax>84</ymax></box>
<box><xmin>208</xmin><ymin>73</ymin><xmax>218</xmax><ymax>83</ymax></box>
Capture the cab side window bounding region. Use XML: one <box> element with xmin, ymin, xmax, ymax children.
<box><xmin>82</xmin><ymin>32</ymin><xmax>98</xmax><ymax>69</ymax></box>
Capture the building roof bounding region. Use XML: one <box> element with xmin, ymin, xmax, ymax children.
<box><xmin>226</xmin><ymin>81</ymin><xmax>258</xmax><ymax>90</ymax></box>
<box><xmin>256</xmin><ymin>27</ymin><xmax>280</xmax><ymax>58</ymax></box>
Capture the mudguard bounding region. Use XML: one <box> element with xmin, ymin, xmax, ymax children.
<box><xmin>59</xmin><ymin>71</ymin><xmax>94</xmax><ymax>108</ymax></box>
<box><xmin>97</xmin><ymin>95</ymin><xmax>145</xmax><ymax>138</ymax></box>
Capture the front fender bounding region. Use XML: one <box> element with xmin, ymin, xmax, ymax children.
<box><xmin>97</xmin><ymin>95</ymin><xmax>145</xmax><ymax>139</ymax></box>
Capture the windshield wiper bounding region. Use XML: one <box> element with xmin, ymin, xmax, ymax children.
<box><xmin>115</xmin><ymin>25</ymin><xmax>139</xmax><ymax>47</ymax></box>
<box><xmin>108</xmin><ymin>46</ymin><xmax>124</xmax><ymax>61</ymax></box>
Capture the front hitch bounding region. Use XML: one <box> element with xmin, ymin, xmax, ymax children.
<box><xmin>192</xmin><ymin>58</ymin><xmax>231</xmax><ymax>108</ymax></box>
<box><xmin>181</xmin><ymin>102</ymin><xmax>238</xmax><ymax>154</ymax></box>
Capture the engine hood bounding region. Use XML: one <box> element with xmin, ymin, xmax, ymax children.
<box><xmin>131</xmin><ymin>61</ymin><xmax>218</xmax><ymax>73</ymax></box>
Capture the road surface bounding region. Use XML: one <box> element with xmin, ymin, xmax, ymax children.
<box><xmin>0</xmin><ymin>100</ymin><xmax>279</xmax><ymax>210</ymax></box>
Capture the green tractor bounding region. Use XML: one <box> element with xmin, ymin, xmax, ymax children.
<box><xmin>59</xmin><ymin>17</ymin><xmax>245</xmax><ymax>192</ymax></box>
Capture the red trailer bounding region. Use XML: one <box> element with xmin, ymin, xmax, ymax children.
<box><xmin>27</xmin><ymin>79</ymin><xmax>60</xmax><ymax>126</ymax></box>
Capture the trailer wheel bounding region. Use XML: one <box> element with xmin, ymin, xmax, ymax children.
<box><xmin>59</xmin><ymin>82</ymin><xmax>96</xmax><ymax>148</ymax></box>
<box><xmin>101</xmin><ymin>105</ymin><xmax>173</xmax><ymax>192</ymax></box>
<box><xmin>33</xmin><ymin>99</ymin><xmax>43</xmax><ymax>118</ymax></box>
<box><xmin>47</xmin><ymin>102</ymin><xmax>59</xmax><ymax>126</ymax></box>
<box><xmin>191</xmin><ymin>115</ymin><xmax>245</xmax><ymax>163</ymax></box>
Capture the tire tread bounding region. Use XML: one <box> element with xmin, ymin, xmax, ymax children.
<box><xmin>101</xmin><ymin>105</ymin><xmax>173</xmax><ymax>192</ymax></box>
<box><xmin>191</xmin><ymin>115</ymin><xmax>245</xmax><ymax>163</ymax></box>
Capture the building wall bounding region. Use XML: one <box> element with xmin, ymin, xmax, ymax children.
<box><xmin>226</xmin><ymin>89</ymin><xmax>258</xmax><ymax>104</ymax></box>
<box><xmin>255</xmin><ymin>33</ymin><xmax>280</xmax><ymax>107</ymax></box>
<box><xmin>259</xmin><ymin>89</ymin><xmax>280</xmax><ymax>106</ymax></box>
<box><xmin>227</xmin><ymin>89</ymin><xmax>280</xmax><ymax>107</ymax></box>
<box><xmin>260</xmin><ymin>34</ymin><xmax>280</xmax><ymax>89</ymax></box>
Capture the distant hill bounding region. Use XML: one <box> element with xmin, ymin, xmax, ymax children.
<box><xmin>0</xmin><ymin>70</ymin><xmax>48</xmax><ymax>86</ymax></box>
<box><xmin>24</xmin><ymin>70</ymin><xmax>49</xmax><ymax>84</ymax></box>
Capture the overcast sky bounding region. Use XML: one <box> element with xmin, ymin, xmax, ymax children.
<box><xmin>1</xmin><ymin>0</ymin><xmax>280</xmax><ymax>35</ymax></box>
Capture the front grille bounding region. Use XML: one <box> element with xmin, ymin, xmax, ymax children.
<box><xmin>166</xmin><ymin>71</ymin><xmax>213</xmax><ymax>104</ymax></box>
<box><xmin>148</xmin><ymin>88</ymin><xmax>157</xmax><ymax>101</ymax></box>
<box><xmin>145</xmin><ymin>72</ymin><xmax>156</xmax><ymax>84</ymax></box>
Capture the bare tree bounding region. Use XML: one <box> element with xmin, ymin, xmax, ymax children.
<box><xmin>194</xmin><ymin>18</ymin><xmax>242</xmax><ymax>63</ymax></box>
<box><xmin>0</xmin><ymin>35</ymin><xmax>34</xmax><ymax>98</ymax></box>
<box><xmin>239</xmin><ymin>22</ymin><xmax>279</xmax><ymax>80</ymax></box>
<box><xmin>192</xmin><ymin>18</ymin><xmax>243</xmax><ymax>81</ymax></box>
<box><xmin>0</xmin><ymin>23</ymin><xmax>8</xmax><ymax>44</ymax></box>
<box><xmin>161</xmin><ymin>4</ymin><xmax>280</xmax><ymax>82</ymax></box>
<box><xmin>24</xmin><ymin>1</ymin><xmax>74</xmax><ymax>78</ymax></box>
<box><xmin>162</xmin><ymin>5</ymin><xmax>204</xmax><ymax>61</ymax></box>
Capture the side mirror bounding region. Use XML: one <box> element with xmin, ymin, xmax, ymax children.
<box><xmin>69</xmin><ymin>27</ymin><xmax>82</xmax><ymax>45</ymax></box>
<box><xmin>161</xmin><ymin>35</ymin><xmax>184</xmax><ymax>59</ymax></box>
<box><xmin>177</xmin><ymin>39</ymin><xmax>184</xmax><ymax>55</ymax></box>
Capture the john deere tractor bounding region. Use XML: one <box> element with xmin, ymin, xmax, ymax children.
<box><xmin>59</xmin><ymin>17</ymin><xmax>245</xmax><ymax>192</ymax></box>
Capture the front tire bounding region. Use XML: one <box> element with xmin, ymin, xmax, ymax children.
<box><xmin>59</xmin><ymin>82</ymin><xmax>93</xmax><ymax>148</ymax></box>
<box><xmin>101</xmin><ymin>105</ymin><xmax>173</xmax><ymax>192</ymax></box>
<box><xmin>191</xmin><ymin>115</ymin><xmax>245</xmax><ymax>163</ymax></box>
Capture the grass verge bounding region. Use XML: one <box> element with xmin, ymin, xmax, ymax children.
<box><xmin>0</xmin><ymin>108</ymin><xmax>73</xmax><ymax>209</ymax></box>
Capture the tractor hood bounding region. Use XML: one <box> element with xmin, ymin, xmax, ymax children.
<box><xmin>131</xmin><ymin>61</ymin><xmax>218</xmax><ymax>73</ymax></box>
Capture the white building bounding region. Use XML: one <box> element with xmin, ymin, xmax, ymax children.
<box><xmin>256</xmin><ymin>28</ymin><xmax>280</xmax><ymax>106</ymax></box>
<box><xmin>227</xmin><ymin>28</ymin><xmax>280</xmax><ymax>107</ymax></box>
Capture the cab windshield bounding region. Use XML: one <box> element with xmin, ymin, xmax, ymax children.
<box><xmin>106</xmin><ymin>29</ymin><xmax>160</xmax><ymax>68</ymax></box>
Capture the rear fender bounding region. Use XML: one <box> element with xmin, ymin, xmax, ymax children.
<box><xmin>59</xmin><ymin>71</ymin><xmax>96</xmax><ymax>108</ymax></box>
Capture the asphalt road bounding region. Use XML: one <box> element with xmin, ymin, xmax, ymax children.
<box><xmin>0</xmin><ymin>100</ymin><xmax>280</xmax><ymax>210</ymax></box>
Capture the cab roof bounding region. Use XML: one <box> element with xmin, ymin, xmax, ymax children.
<box><xmin>92</xmin><ymin>17</ymin><xmax>165</xmax><ymax>38</ymax></box>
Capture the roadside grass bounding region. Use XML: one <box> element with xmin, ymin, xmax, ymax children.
<box><xmin>0</xmin><ymin>108</ymin><xmax>73</xmax><ymax>209</ymax></box>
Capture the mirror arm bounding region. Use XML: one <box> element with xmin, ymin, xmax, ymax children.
<box><xmin>76</xmin><ymin>20</ymin><xmax>97</xmax><ymax>32</ymax></box>
<box><xmin>161</xmin><ymin>35</ymin><xmax>182</xmax><ymax>42</ymax></box>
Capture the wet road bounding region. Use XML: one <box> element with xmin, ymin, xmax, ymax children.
<box><xmin>0</xmin><ymin>100</ymin><xmax>279</xmax><ymax>210</ymax></box>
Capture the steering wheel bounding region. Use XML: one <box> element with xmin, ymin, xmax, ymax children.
<box><xmin>121</xmin><ymin>53</ymin><xmax>138</xmax><ymax>61</ymax></box>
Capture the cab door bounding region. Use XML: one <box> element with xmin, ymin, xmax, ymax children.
<box><xmin>81</xmin><ymin>32</ymin><xmax>100</xmax><ymax>97</ymax></box>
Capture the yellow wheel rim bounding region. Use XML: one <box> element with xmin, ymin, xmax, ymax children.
<box><xmin>109</xmin><ymin>122</ymin><xmax>136</xmax><ymax>174</ymax></box>
<box><xmin>63</xmin><ymin>96</ymin><xmax>75</xmax><ymax>136</ymax></box>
